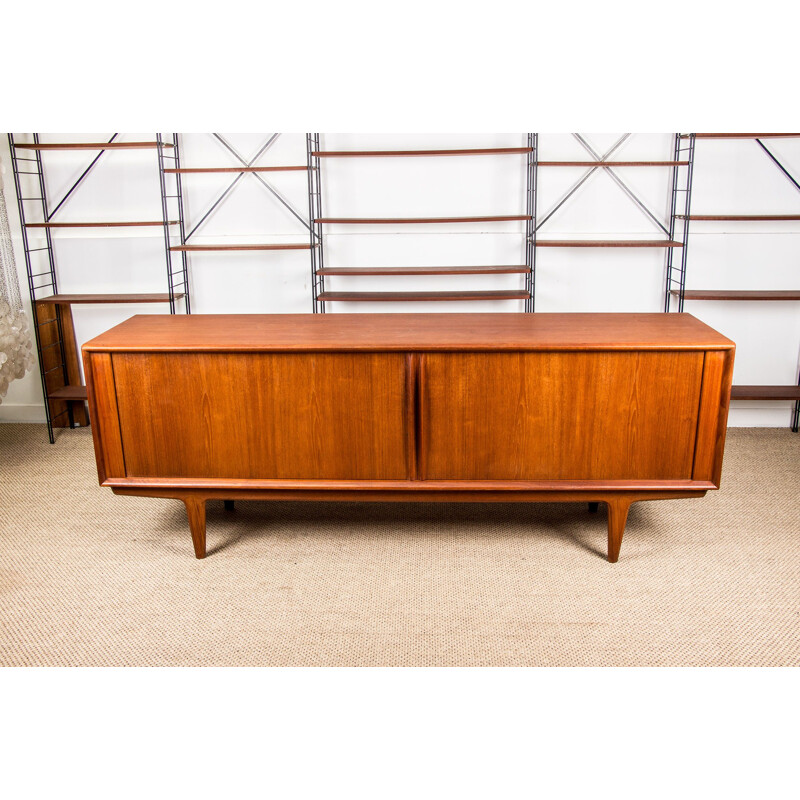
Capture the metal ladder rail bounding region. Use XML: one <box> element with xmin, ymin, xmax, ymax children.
<box><xmin>664</xmin><ymin>133</ymin><xmax>696</xmax><ymax>312</ymax></box>
<box><xmin>7</xmin><ymin>133</ymin><xmax>73</xmax><ymax>441</ymax></box>
<box><xmin>156</xmin><ymin>133</ymin><xmax>190</xmax><ymax>314</ymax></box>
<box><xmin>525</xmin><ymin>133</ymin><xmax>538</xmax><ymax>313</ymax></box>
<box><xmin>307</xmin><ymin>133</ymin><xmax>324</xmax><ymax>313</ymax></box>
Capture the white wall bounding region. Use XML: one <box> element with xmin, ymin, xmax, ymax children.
<box><xmin>1</xmin><ymin>132</ymin><xmax>798</xmax><ymax>426</ymax></box>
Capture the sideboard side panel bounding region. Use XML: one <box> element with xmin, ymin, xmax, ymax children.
<box><xmin>112</xmin><ymin>352</ymin><xmax>409</xmax><ymax>480</ymax></box>
<box><xmin>84</xmin><ymin>352</ymin><xmax>126</xmax><ymax>482</ymax></box>
<box><xmin>692</xmin><ymin>349</ymin><xmax>735</xmax><ymax>486</ymax></box>
<box><xmin>422</xmin><ymin>351</ymin><xmax>705</xmax><ymax>481</ymax></box>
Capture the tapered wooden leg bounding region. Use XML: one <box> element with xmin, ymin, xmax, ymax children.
<box><xmin>184</xmin><ymin>497</ymin><xmax>207</xmax><ymax>559</ymax></box>
<box><xmin>588</xmin><ymin>502</ymin><xmax>599</xmax><ymax>513</ymax></box>
<box><xmin>606</xmin><ymin>497</ymin><xmax>632</xmax><ymax>563</ymax></box>
<box><xmin>224</xmin><ymin>500</ymin><xmax>235</xmax><ymax>511</ymax></box>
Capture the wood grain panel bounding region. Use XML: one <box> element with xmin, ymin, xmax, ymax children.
<box><xmin>35</xmin><ymin>302</ymin><xmax>89</xmax><ymax>427</ymax></box>
<box><xmin>422</xmin><ymin>351</ymin><xmax>705</xmax><ymax>480</ymax></box>
<box><xmin>693</xmin><ymin>350</ymin><xmax>734</xmax><ymax>486</ymax></box>
<box><xmin>59</xmin><ymin>304</ymin><xmax>90</xmax><ymax>426</ymax></box>
<box><xmin>84</xmin><ymin>353</ymin><xmax>126</xmax><ymax>480</ymax></box>
<box><xmin>112</xmin><ymin>353</ymin><xmax>408</xmax><ymax>480</ymax></box>
<box><xmin>83</xmin><ymin>313</ymin><xmax>735</xmax><ymax>354</ymax></box>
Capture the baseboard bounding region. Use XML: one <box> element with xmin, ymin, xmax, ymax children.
<box><xmin>0</xmin><ymin>404</ymin><xmax>48</xmax><ymax>423</ymax></box>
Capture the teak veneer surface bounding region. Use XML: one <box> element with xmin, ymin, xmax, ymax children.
<box><xmin>731</xmin><ymin>385</ymin><xmax>800</xmax><ymax>400</ymax></box>
<box><xmin>679</xmin><ymin>290</ymin><xmax>800</xmax><ymax>301</ymax></box>
<box><xmin>422</xmin><ymin>351</ymin><xmax>704</xmax><ymax>481</ymax></box>
<box><xmin>37</xmin><ymin>293</ymin><xmax>180</xmax><ymax>305</ymax></box>
<box><xmin>315</xmin><ymin>216</ymin><xmax>531</xmax><ymax>224</ymax></box>
<box><xmin>316</xmin><ymin>266</ymin><xmax>529</xmax><ymax>276</ymax></box>
<box><xmin>113</xmin><ymin>353</ymin><xmax>409</xmax><ymax>480</ymax></box>
<box><xmin>317</xmin><ymin>290</ymin><xmax>530</xmax><ymax>302</ymax></box>
<box><xmin>686</xmin><ymin>133</ymin><xmax>800</xmax><ymax>139</ymax></box>
<box><xmin>312</xmin><ymin>148</ymin><xmax>533</xmax><ymax>157</ymax></box>
<box><xmin>83</xmin><ymin>313</ymin><xmax>734</xmax><ymax>353</ymax></box>
<box><xmin>84</xmin><ymin>312</ymin><xmax>734</xmax><ymax>562</ymax></box>
<box><xmin>538</xmin><ymin>161</ymin><xmax>689</xmax><ymax>167</ymax></box>
<box><xmin>13</xmin><ymin>141</ymin><xmax>172</xmax><ymax>150</ymax></box>
<box><xmin>536</xmin><ymin>240</ymin><xmax>682</xmax><ymax>248</ymax></box>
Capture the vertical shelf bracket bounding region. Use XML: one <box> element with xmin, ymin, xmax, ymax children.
<box><xmin>307</xmin><ymin>133</ymin><xmax>325</xmax><ymax>313</ymax></box>
<box><xmin>664</xmin><ymin>133</ymin><xmax>696</xmax><ymax>312</ymax></box>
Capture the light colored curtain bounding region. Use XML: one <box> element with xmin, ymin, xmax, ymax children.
<box><xmin>0</xmin><ymin>168</ymin><xmax>34</xmax><ymax>401</ymax></box>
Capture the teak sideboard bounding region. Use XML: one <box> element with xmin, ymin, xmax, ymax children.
<box><xmin>82</xmin><ymin>313</ymin><xmax>734</xmax><ymax>562</ymax></box>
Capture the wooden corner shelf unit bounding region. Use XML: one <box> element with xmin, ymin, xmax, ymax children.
<box><xmin>83</xmin><ymin>312</ymin><xmax>734</xmax><ymax>563</ymax></box>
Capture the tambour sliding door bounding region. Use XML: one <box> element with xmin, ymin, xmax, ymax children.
<box><xmin>419</xmin><ymin>351</ymin><xmax>706</xmax><ymax>481</ymax></box>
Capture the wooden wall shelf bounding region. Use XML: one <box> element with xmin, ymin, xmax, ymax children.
<box><xmin>48</xmin><ymin>385</ymin><xmax>88</xmax><ymax>401</ymax></box>
<box><xmin>314</xmin><ymin>216</ymin><xmax>531</xmax><ymax>225</ymax></box>
<box><xmin>13</xmin><ymin>141</ymin><xmax>173</xmax><ymax>150</ymax></box>
<box><xmin>165</xmin><ymin>166</ymin><xmax>308</xmax><ymax>174</ymax></box>
<box><xmin>682</xmin><ymin>134</ymin><xmax>800</xmax><ymax>139</ymax></box>
<box><xmin>539</xmin><ymin>161</ymin><xmax>689</xmax><ymax>167</ymax></box>
<box><xmin>37</xmin><ymin>293</ymin><xmax>182</xmax><ymax>305</ymax></box>
<box><xmin>317</xmin><ymin>290</ymin><xmax>530</xmax><ymax>302</ymax></box>
<box><xmin>731</xmin><ymin>386</ymin><xmax>800</xmax><ymax>400</ymax></box>
<box><xmin>170</xmin><ymin>244</ymin><xmax>313</xmax><ymax>252</ymax></box>
<box><xmin>677</xmin><ymin>215</ymin><xmax>800</xmax><ymax>221</ymax></box>
<box><xmin>537</xmin><ymin>239</ymin><xmax>682</xmax><ymax>248</ymax></box>
<box><xmin>676</xmin><ymin>290</ymin><xmax>800</xmax><ymax>301</ymax></box>
<box><xmin>312</xmin><ymin>148</ymin><xmax>532</xmax><ymax>158</ymax></box>
<box><xmin>316</xmin><ymin>265</ymin><xmax>529</xmax><ymax>276</ymax></box>
<box><xmin>25</xmin><ymin>221</ymin><xmax>177</xmax><ymax>228</ymax></box>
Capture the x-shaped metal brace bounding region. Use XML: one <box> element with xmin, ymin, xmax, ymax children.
<box><xmin>536</xmin><ymin>133</ymin><xmax>673</xmax><ymax>236</ymax></box>
<box><xmin>184</xmin><ymin>133</ymin><xmax>313</xmax><ymax>241</ymax></box>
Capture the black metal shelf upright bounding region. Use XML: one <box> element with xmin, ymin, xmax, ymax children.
<box><xmin>664</xmin><ymin>133</ymin><xmax>696</xmax><ymax>312</ymax></box>
<box><xmin>306</xmin><ymin>134</ymin><xmax>536</xmax><ymax>313</ymax></box>
<box><xmin>7</xmin><ymin>133</ymin><xmax>189</xmax><ymax>442</ymax></box>
<box><xmin>156</xmin><ymin>133</ymin><xmax>191</xmax><ymax>313</ymax></box>
<box><xmin>665</xmin><ymin>133</ymin><xmax>800</xmax><ymax>431</ymax></box>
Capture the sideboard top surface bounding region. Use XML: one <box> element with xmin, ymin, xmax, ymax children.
<box><xmin>83</xmin><ymin>312</ymin><xmax>735</xmax><ymax>353</ymax></box>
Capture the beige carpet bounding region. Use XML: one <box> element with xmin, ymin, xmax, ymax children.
<box><xmin>0</xmin><ymin>423</ymin><xmax>798</xmax><ymax>667</ymax></box>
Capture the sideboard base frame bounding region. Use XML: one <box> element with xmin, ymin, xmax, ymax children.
<box><xmin>111</xmin><ymin>486</ymin><xmax>709</xmax><ymax>563</ymax></box>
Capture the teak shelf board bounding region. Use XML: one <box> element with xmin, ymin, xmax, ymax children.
<box><xmin>538</xmin><ymin>161</ymin><xmax>690</xmax><ymax>167</ymax></box>
<box><xmin>170</xmin><ymin>244</ymin><xmax>313</xmax><ymax>252</ymax></box>
<box><xmin>731</xmin><ymin>385</ymin><xmax>800</xmax><ymax>400</ymax></box>
<box><xmin>682</xmin><ymin>133</ymin><xmax>800</xmax><ymax>139</ymax></box>
<box><xmin>316</xmin><ymin>265</ymin><xmax>529</xmax><ymax>276</ymax></box>
<box><xmin>314</xmin><ymin>216</ymin><xmax>531</xmax><ymax>224</ymax></box>
<box><xmin>13</xmin><ymin>141</ymin><xmax>173</xmax><ymax>151</ymax></box>
<box><xmin>83</xmin><ymin>313</ymin><xmax>735</xmax><ymax>354</ymax></box>
<box><xmin>677</xmin><ymin>215</ymin><xmax>800</xmax><ymax>221</ymax></box>
<box><xmin>677</xmin><ymin>290</ymin><xmax>800</xmax><ymax>301</ymax></box>
<box><xmin>164</xmin><ymin>166</ymin><xmax>308</xmax><ymax>173</ymax></box>
<box><xmin>25</xmin><ymin>221</ymin><xmax>177</xmax><ymax>228</ymax></box>
<box><xmin>537</xmin><ymin>239</ymin><xmax>683</xmax><ymax>248</ymax></box>
<box><xmin>311</xmin><ymin>148</ymin><xmax>533</xmax><ymax>158</ymax></box>
<box><xmin>37</xmin><ymin>293</ymin><xmax>182</xmax><ymax>305</ymax></box>
<box><xmin>317</xmin><ymin>290</ymin><xmax>531</xmax><ymax>302</ymax></box>
<box><xmin>48</xmin><ymin>384</ymin><xmax>88</xmax><ymax>400</ymax></box>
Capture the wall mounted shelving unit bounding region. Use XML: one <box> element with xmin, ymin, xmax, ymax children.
<box><xmin>8</xmin><ymin>133</ymin><xmax>189</xmax><ymax>443</ymax></box>
<box><xmin>532</xmin><ymin>133</ymin><xmax>694</xmax><ymax>312</ymax></box>
<box><xmin>666</xmin><ymin>133</ymin><xmax>800</xmax><ymax>431</ymax></box>
<box><xmin>306</xmin><ymin>134</ymin><xmax>536</xmax><ymax>313</ymax></box>
<box><xmin>157</xmin><ymin>134</ymin><xmax>314</xmax><ymax>301</ymax></box>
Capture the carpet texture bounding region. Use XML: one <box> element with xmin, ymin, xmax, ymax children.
<box><xmin>0</xmin><ymin>423</ymin><xmax>798</xmax><ymax>667</ymax></box>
